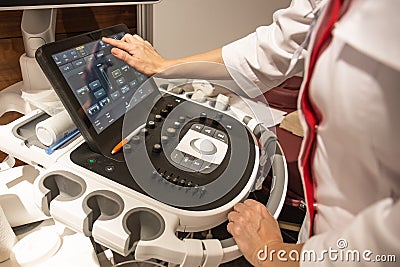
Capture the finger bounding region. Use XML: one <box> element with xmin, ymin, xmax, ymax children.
<box><xmin>227</xmin><ymin>211</ymin><xmax>239</xmax><ymax>222</ymax></box>
<box><xmin>227</xmin><ymin>221</ymin><xmax>233</xmax><ymax>234</ymax></box>
<box><xmin>110</xmin><ymin>48</ymin><xmax>137</xmax><ymax>68</ymax></box>
<box><xmin>103</xmin><ymin>37</ymin><xmax>135</xmax><ymax>53</ymax></box>
<box><xmin>122</xmin><ymin>33</ymin><xmax>136</xmax><ymax>43</ymax></box>
<box><xmin>243</xmin><ymin>199</ymin><xmax>270</xmax><ymax>215</ymax></box>
<box><xmin>133</xmin><ymin>34</ymin><xmax>145</xmax><ymax>42</ymax></box>
<box><xmin>233</xmin><ymin>202</ymin><xmax>247</xmax><ymax>213</ymax></box>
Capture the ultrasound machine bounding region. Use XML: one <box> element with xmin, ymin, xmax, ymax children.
<box><xmin>0</xmin><ymin>14</ymin><xmax>288</xmax><ymax>266</ymax></box>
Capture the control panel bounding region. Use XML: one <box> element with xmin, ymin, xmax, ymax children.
<box><xmin>71</xmin><ymin>91</ymin><xmax>257</xmax><ymax>211</ymax></box>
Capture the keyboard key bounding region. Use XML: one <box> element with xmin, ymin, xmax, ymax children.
<box><xmin>170</xmin><ymin>150</ymin><xmax>184</xmax><ymax>164</ymax></box>
<box><xmin>201</xmin><ymin>126</ymin><xmax>215</xmax><ymax>137</ymax></box>
<box><xmin>213</xmin><ymin>130</ymin><xmax>228</xmax><ymax>144</ymax></box>
<box><xmin>191</xmin><ymin>124</ymin><xmax>203</xmax><ymax>132</ymax></box>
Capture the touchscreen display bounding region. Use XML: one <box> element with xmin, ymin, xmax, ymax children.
<box><xmin>51</xmin><ymin>32</ymin><xmax>151</xmax><ymax>133</ymax></box>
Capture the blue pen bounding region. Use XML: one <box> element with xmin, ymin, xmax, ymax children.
<box><xmin>45</xmin><ymin>128</ymin><xmax>80</xmax><ymax>155</ymax></box>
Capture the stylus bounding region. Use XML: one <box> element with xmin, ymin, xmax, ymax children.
<box><xmin>45</xmin><ymin>128</ymin><xmax>80</xmax><ymax>155</ymax></box>
<box><xmin>111</xmin><ymin>124</ymin><xmax>146</xmax><ymax>154</ymax></box>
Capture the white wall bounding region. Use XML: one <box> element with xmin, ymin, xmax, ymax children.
<box><xmin>152</xmin><ymin>0</ymin><xmax>291</xmax><ymax>58</ymax></box>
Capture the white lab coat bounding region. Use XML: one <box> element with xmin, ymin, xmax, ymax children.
<box><xmin>222</xmin><ymin>0</ymin><xmax>400</xmax><ymax>266</ymax></box>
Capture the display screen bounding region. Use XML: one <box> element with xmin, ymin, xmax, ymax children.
<box><xmin>52</xmin><ymin>32</ymin><xmax>152</xmax><ymax>133</ymax></box>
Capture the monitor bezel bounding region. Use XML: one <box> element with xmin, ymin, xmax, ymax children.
<box><xmin>35</xmin><ymin>24</ymin><xmax>159</xmax><ymax>160</ymax></box>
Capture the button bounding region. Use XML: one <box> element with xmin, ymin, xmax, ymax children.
<box><xmin>200</xmin><ymin>162</ymin><xmax>218</xmax><ymax>174</ymax></box>
<box><xmin>199</xmin><ymin>112</ymin><xmax>207</xmax><ymax>121</ymax></box>
<box><xmin>178</xmin><ymin>116</ymin><xmax>185</xmax><ymax>123</ymax></box>
<box><xmin>170</xmin><ymin>150</ymin><xmax>184</xmax><ymax>164</ymax></box>
<box><xmin>180</xmin><ymin>156</ymin><xmax>194</xmax><ymax>168</ymax></box>
<box><xmin>167</xmin><ymin>128</ymin><xmax>176</xmax><ymax>136</ymax></box>
<box><xmin>179</xmin><ymin>179</ymin><xmax>186</xmax><ymax>186</ymax></box>
<box><xmin>160</xmin><ymin>108</ymin><xmax>169</xmax><ymax>117</ymax></box>
<box><xmin>190</xmin><ymin>159</ymin><xmax>204</xmax><ymax>172</ymax></box>
<box><xmin>191</xmin><ymin>124</ymin><xmax>203</xmax><ymax>132</ymax></box>
<box><xmin>141</xmin><ymin>128</ymin><xmax>149</xmax><ymax>136</ymax></box>
<box><xmin>147</xmin><ymin>120</ymin><xmax>156</xmax><ymax>129</ymax></box>
<box><xmin>154</xmin><ymin>114</ymin><xmax>162</xmax><ymax>122</ymax></box>
<box><xmin>190</xmin><ymin>138</ymin><xmax>217</xmax><ymax>155</ymax></box>
<box><xmin>213</xmin><ymin>130</ymin><xmax>228</xmax><ymax>144</ymax></box>
<box><xmin>123</xmin><ymin>143</ymin><xmax>132</xmax><ymax>152</ymax></box>
<box><xmin>161</xmin><ymin>135</ymin><xmax>169</xmax><ymax>144</ymax></box>
<box><xmin>105</xmin><ymin>165</ymin><xmax>115</xmax><ymax>172</ymax></box>
<box><xmin>173</xmin><ymin>121</ymin><xmax>181</xmax><ymax>129</ymax></box>
<box><xmin>130</xmin><ymin>135</ymin><xmax>141</xmax><ymax>144</ymax></box>
<box><xmin>87</xmin><ymin>158</ymin><xmax>96</xmax><ymax>164</ymax></box>
<box><xmin>152</xmin><ymin>144</ymin><xmax>162</xmax><ymax>153</ymax></box>
<box><xmin>201</xmin><ymin>126</ymin><xmax>215</xmax><ymax>137</ymax></box>
<box><xmin>166</xmin><ymin>103</ymin><xmax>174</xmax><ymax>111</ymax></box>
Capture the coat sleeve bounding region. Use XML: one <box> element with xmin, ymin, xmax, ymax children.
<box><xmin>301</xmin><ymin>198</ymin><xmax>400</xmax><ymax>266</ymax></box>
<box><xmin>222</xmin><ymin>0</ymin><xmax>315</xmax><ymax>97</ymax></box>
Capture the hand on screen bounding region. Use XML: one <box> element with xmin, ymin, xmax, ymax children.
<box><xmin>103</xmin><ymin>34</ymin><xmax>169</xmax><ymax>76</ymax></box>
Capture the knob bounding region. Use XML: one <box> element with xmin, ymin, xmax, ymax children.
<box><xmin>166</xmin><ymin>103</ymin><xmax>174</xmax><ymax>111</ymax></box>
<box><xmin>147</xmin><ymin>120</ymin><xmax>155</xmax><ymax>129</ymax></box>
<box><xmin>152</xmin><ymin>143</ymin><xmax>162</xmax><ymax>153</ymax></box>
<box><xmin>160</xmin><ymin>108</ymin><xmax>169</xmax><ymax>117</ymax></box>
<box><xmin>154</xmin><ymin>114</ymin><xmax>162</xmax><ymax>122</ymax></box>
<box><xmin>140</xmin><ymin>128</ymin><xmax>149</xmax><ymax>136</ymax></box>
<box><xmin>199</xmin><ymin>112</ymin><xmax>207</xmax><ymax>121</ymax></box>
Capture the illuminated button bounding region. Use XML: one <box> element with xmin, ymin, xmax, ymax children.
<box><xmin>87</xmin><ymin>158</ymin><xmax>96</xmax><ymax>164</ymax></box>
<box><xmin>161</xmin><ymin>135</ymin><xmax>169</xmax><ymax>144</ymax></box>
<box><xmin>173</xmin><ymin>122</ymin><xmax>181</xmax><ymax>129</ymax></box>
<box><xmin>167</xmin><ymin>128</ymin><xmax>176</xmax><ymax>136</ymax></box>
<box><xmin>190</xmin><ymin>138</ymin><xmax>217</xmax><ymax>155</ymax></box>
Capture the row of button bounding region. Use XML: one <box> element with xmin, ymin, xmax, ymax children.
<box><xmin>190</xmin><ymin>124</ymin><xmax>228</xmax><ymax>144</ymax></box>
<box><xmin>170</xmin><ymin>149</ymin><xmax>217</xmax><ymax>174</ymax></box>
